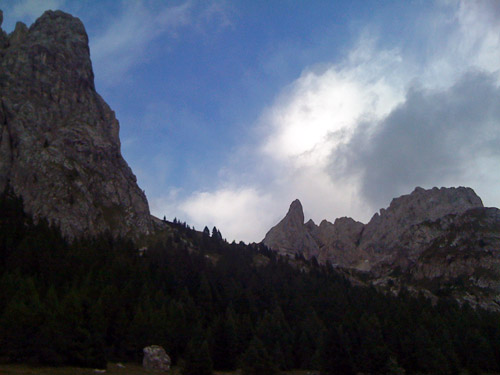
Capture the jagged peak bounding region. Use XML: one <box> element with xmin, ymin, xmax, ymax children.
<box><xmin>305</xmin><ymin>219</ymin><xmax>318</xmax><ymax>233</ymax></box>
<box><xmin>333</xmin><ymin>216</ymin><xmax>361</xmax><ymax>225</ymax></box>
<box><xmin>319</xmin><ymin>219</ymin><xmax>331</xmax><ymax>226</ymax></box>
<box><xmin>384</xmin><ymin>186</ymin><xmax>483</xmax><ymax>219</ymax></box>
<box><xmin>289</xmin><ymin>199</ymin><xmax>303</xmax><ymax>212</ymax></box>
<box><xmin>8</xmin><ymin>21</ymin><xmax>28</xmax><ymax>45</ymax></box>
<box><xmin>305</xmin><ymin>218</ymin><xmax>316</xmax><ymax>226</ymax></box>
<box><xmin>285</xmin><ymin>199</ymin><xmax>304</xmax><ymax>224</ymax></box>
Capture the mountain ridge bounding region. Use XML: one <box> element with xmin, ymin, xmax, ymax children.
<box><xmin>263</xmin><ymin>186</ymin><xmax>500</xmax><ymax>310</ymax></box>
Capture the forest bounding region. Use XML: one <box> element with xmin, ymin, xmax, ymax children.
<box><xmin>1</xmin><ymin>189</ymin><xmax>500</xmax><ymax>375</ymax></box>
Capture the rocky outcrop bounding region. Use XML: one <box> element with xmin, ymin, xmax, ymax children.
<box><xmin>359</xmin><ymin>186</ymin><xmax>483</xmax><ymax>268</ymax></box>
<box><xmin>264</xmin><ymin>187</ymin><xmax>485</xmax><ymax>268</ymax></box>
<box><xmin>263</xmin><ymin>200</ymin><xmax>319</xmax><ymax>259</ymax></box>
<box><xmin>263</xmin><ymin>187</ymin><xmax>499</xmax><ymax>310</ymax></box>
<box><xmin>316</xmin><ymin>217</ymin><xmax>366</xmax><ymax>268</ymax></box>
<box><xmin>263</xmin><ymin>200</ymin><xmax>367</xmax><ymax>267</ymax></box>
<box><xmin>143</xmin><ymin>345</ymin><xmax>171</xmax><ymax>371</ymax></box>
<box><xmin>0</xmin><ymin>10</ymin><xmax>152</xmax><ymax>238</ymax></box>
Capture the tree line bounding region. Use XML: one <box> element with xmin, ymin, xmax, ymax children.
<box><xmin>1</xmin><ymin>189</ymin><xmax>500</xmax><ymax>374</ymax></box>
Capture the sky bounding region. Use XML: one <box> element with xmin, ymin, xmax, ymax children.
<box><xmin>2</xmin><ymin>0</ymin><xmax>500</xmax><ymax>243</ymax></box>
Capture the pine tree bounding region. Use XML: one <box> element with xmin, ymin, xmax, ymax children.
<box><xmin>182</xmin><ymin>339</ymin><xmax>213</xmax><ymax>375</ymax></box>
<box><xmin>0</xmin><ymin>277</ymin><xmax>44</xmax><ymax>361</ymax></box>
<box><xmin>355</xmin><ymin>314</ymin><xmax>390</xmax><ymax>374</ymax></box>
<box><xmin>319</xmin><ymin>326</ymin><xmax>355</xmax><ymax>375</ymax></box>
<box><xmin>211</xmin><ymin>308</ymin><xmax>238</xmax><ymax>370</ymax></box>
<box><xmin>241</xmin><ymin>336</ymin><xmax>278</xmax><ymax>375</ymax></box>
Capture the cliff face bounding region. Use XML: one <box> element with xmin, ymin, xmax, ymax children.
<box><xmin>263</xmin><ymin>187</ymin><xmax>500</xmax><ymax>310</ymax></box>
<box><xmin>263</xmin><ymin>200</ymin><xmax>320</xmax><ymax>259</ymax></box>
<box><xmin>359</xmin><ymin>187</ymin><xmax>484</xmax><ymax>267</ymax></box>
<box><xmin>0</xmin><ymin>10</ymin><xmax>152</xmax><ymax>238</ymax></box>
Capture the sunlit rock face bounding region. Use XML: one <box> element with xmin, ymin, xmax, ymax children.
<box><xmin>263</xmin><ymin>200</ymin><xmax>320</xmax><ymax>260</ymax></box>
<box><xmin>264</xmin><ymin>187</ymin><xmax>500</xmax><ymax>310</ymax></box>
<box><xmin>0</xmin><ymin>10</ymin><xmax>152</xmax><ymax>238</ymax></box>
<box><xmin>359</xmin><ymin>186</ymin><xmax>484</xmax><ymax>269</ymax></box>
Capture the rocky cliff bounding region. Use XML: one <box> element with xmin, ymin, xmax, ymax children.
<box><xmin>263</xmin><ymin>200</ymin><xmax>319</xmax><ymax>259</ymax></box>
<box><xmin>0</xmin><ymin>10</ymin><xmax>152</xmax><ymax>238</ymax></box>
<box><xmin>263</xmin><ymin>187</ymin><xmax>500</xmax><ymax>310</ymax></box>
<box><xmin>359</xmin><ymin>186</ymin><xmax>484</xmax><ymax>267</ymax></box>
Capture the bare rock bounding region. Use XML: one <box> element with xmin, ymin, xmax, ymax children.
<box><xmin>143</xmin><ymin>345</ymin><xmax>171</xmax><ymax>371</ymax></box>
<box><xmin>0</xmin><ymin>10</ymin><xmax>152</xmax><ymax>239</ymax></box>
<box><xmin>359</xmin><ymin>186</ymin><xmax>484</xmax><ymax>268</ymax></box>
<box><xmin>263</xmin><ymin>199</ymin><xmax>320</xmax><ymax>259</ymax></box>
<box><xmin>9</xmin><ymin>22</ymin><xmax>28</xmax><ymax>45</ymax></box>
<box><xmin>262</xmin><ymin>186</ymin><xmax>500</xmax><ymax>309</ymax></box>
<box><xmin>316</xmin><ymin>217</ymin><xmax>366</xmax><ymax>268</ymax></box>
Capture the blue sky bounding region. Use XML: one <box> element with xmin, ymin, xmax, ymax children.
<box><xmin>2</xmin><ymin>0</ymin><xmax>500</xmax><ymax>242</ymax></box>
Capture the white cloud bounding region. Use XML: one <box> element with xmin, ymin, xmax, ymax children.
<box><xmin>260</xmin><ymin>36</ymin><xmax>407</xmax><ymax>170</ymax></box>
<box><xmin>158</xmin><ymin>0</ymin><xmax>500</xmax><ymax>243</ymax></box>
<box><xmin>455</xmin><ymin>0</ymin><xmax>500</xmax><ymax>73</ymax></box>
<box><xmin>418</xmin><ymin>0</ymin><xmax>500</xmax><ymax>88</ymax></box>
<box><xmin>179</xmin><ymin>188</ymin><xmax>277</xmax><ymax>243</ymax></box>
<box><xmin>336</xmin><ymin>71</ymin><xmax>500</xmax><ymax>209</ymax></box>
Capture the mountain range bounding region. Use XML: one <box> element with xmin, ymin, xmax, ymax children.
<box><xmin>1</xmin><ymin>9</ymin><xmax>499</xmax><ymax>312</ymax></box>
<box><xmin>264</xmin><ymin>187</ymin><xmax>500</xmax><ymax>310</ymax></box>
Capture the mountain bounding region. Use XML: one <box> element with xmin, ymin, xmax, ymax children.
<box><xmin>263</xmin><ymin>187</ymin><xmax>500</xmax><ymax>310</ymax></box>
<box><xmin>0</xmin><ymin>10</ymin><xmax>152</xmax><ymax>238</ymax></box>
<box><xmin>263</xmin><ymin>199</ymin><xmax>320</xmax><ymax>259</ymax></box>
<box><xmin>2</xmin><ymin>8</ymin><xmax>500</xmax><ymax>375</ymax></box>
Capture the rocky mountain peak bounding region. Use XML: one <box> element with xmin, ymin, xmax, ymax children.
<box><xmin>360</xmin><ymin>186</ymin><xmax>484</xmax><ymax>253</ymax></box>
<box><xmin>0</xmin><ymin>10</ymin><xmax>152</xmax><ymax>239</ymax></box>
<box><xmin>287</xmin><ymin>199</ymin><xmax>305</xmax><ymax>226</ymax></box>
<box><xmin>382</xmin><ymin>186</ymin><xmax>482</xmax><ymax>222</ymax></box>
<box><xmin>263</xmin><ymin>186</ymin><xmax>500</xmax><ymax>309</ymax></box>
<box><xmin>263</xmin><ymin>199</ymin><xmax>319</xmax><ymax>258</ymax></box>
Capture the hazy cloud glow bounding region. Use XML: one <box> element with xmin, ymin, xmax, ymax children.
<box><xmin>180</xmin><ymin>188</ymin><xmax>276</xmax><ymax>242</ymax></box>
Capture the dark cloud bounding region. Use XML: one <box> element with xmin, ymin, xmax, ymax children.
<box><xmin>333</xmin><ymin>70</ymin><xmax>500</xmax><ymax>209</ymax></box>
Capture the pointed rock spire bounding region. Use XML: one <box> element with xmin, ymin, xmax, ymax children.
<box><xmin>263</xmin><ymin>199</ymin><xmax>319</xmax><ymax>259</ymax></box>
<box><xmin>285</xmin><ymin>199</ymin><xmax>305</xmax><ymax>228</ymax></box>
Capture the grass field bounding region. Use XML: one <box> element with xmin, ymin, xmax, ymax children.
<box><xmin>0</xmin><ymin>363</ymin><xmax>182</xmax><ymax>375</ymax></box>
<box><xmin>0</xmin><ymin>363</ymin><xmax>318</xmax><ymax>375</ymax></box>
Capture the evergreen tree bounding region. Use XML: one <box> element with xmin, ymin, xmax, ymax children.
<box><xmin>0</xmin><ymin>277</ymin><xmax>43</xmax><ymax>362</ymax></box>
<box><xmin>354</xmin><ymin>314</ymin><xmax>390</xmax><ymax>374</ymax></box>
<box><xmin>241</xmin><ymin>336</ymin><xmax>278</xmax><ymax>375</ymax></box>
<box><xmin>295</xmin><ymin>309</ymin><xmax>325</xmax><ymax>369</ymax></box>
<box><xmin>211</xmin><ymin>308</ymin><xmax>238</xmax><ymax>370</ymax></box>
<box><xmin>2</xmin><ymin>188</ymin><xmax>500</xmax><ymax>374</ymax></box>
<box><xmin>320</xmin><ymin>326</ymin><xmax>355</xmax><ymax>375</ymax></box>
<box><xmin>203</xmin><ymin>226</ymin><xmax>210</xmax><ymax>237</ymax></box>
<box><xmin>256</xmin><ymin>307</ymin><xmax>294</xmax><ymax>369</ymax></box>
<box><xmin>182</xmin><ymin>339</ymin><xmax>213</xmax><ymax>375</ymax></box>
